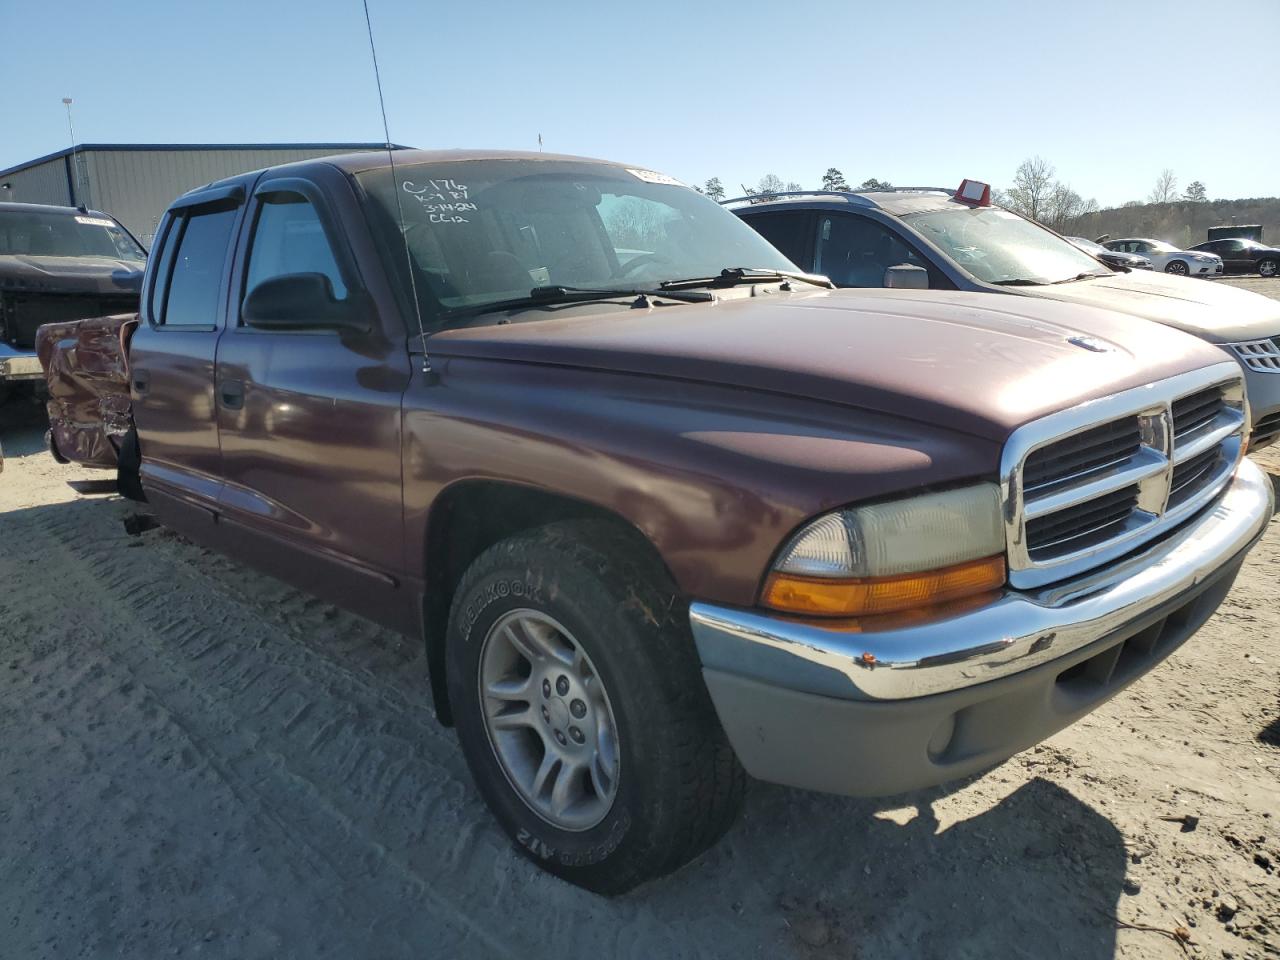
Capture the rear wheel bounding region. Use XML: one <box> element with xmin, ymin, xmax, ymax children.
<box><xmin>1259</xmin><ymin>258</ymin><xmax>1278</xmax><ymax>278</ymax></box>
<box><xmin>446</xmin><ymin>520</ymin><xmax>745</xmax><ymax>894</ymax></box>
<box><xmin>1165</xmin><ymin>260</ymin><xmax>1189</xmax><ymax>276</ymax></box>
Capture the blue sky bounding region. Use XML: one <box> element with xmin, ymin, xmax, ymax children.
<box><xmin>3</xmin><ymin>0</ymin><xmax>1276</xmax><ymax>208</ymax></box>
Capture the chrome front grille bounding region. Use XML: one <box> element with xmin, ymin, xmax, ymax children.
<box><xmin>1169</xmin><ymin>448</ymin><xmax>1222</xmax><ymax>509</ymax></box>
<box><xmin>1230</xmin><ymin>337</ymin><xmax>1280</xmax><ymax>373</ymax></box>
<box><xmin>1172</xmin><ymin>387</ymin><xmax>1225</xmax><ymax>440</ymax></box>
<box><xmin>1002</xmin><ymin>363</ymin><xmax>1247</xmax><ymax>589</ymax></box>
<box><xmin>1023</xmin><ymin>418</ymin><xmax>1142</xmax><ymax>495</ymax></box>
<box><xmin>1251</xmin><ymin>409</ymin><xmax>1280</xmax><ymax>447</ymax></box>
<box><xmin>1025</xmin><ymin>484</ymin><xmax>1140</xmax><ymax>560</ymax></box>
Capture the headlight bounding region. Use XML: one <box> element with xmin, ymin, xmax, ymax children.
<box><xmin>763</xmin><ymin>483</ymin><xmax>1007</xmax><ymax>617</ymax></box>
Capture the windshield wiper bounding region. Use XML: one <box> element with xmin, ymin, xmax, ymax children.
<box><xmin>990</xmin><ymin>278</ymin><xmax>1049</xmax><ymax>286</ymax></box>
<box><xmin>1052</xmin><ymin>272</ymin><xmax>1112</xmax><ymax>284</ymax></box>
<box><xmin>440</xmin><ymin>285</ymin><xmax>713</xmax><ymax>321</ymax></box>
<box><xmin>659</xmin><ymin>267</ymin><xmax>833</xmax><ymax>291</ymax></box>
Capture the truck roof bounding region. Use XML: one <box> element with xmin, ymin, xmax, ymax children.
<box><xmin>170</xmin><ymin>149</ymin><xmax>660</xmax><ymax>206</ymax></box>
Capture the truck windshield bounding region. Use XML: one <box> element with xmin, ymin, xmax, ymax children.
<box><xmin>903</xmin><ymin>206</ymin><xmax>1106</xmax><ymax>285</ymax></box>
<box><xmin>355</xmin><ymin>159</ymin><xmax>796</xmax><ymax>324</ymax></box>
<box><xmin>0</xmin><ymin>210</ymin><xmax>146</xmax><ymax>261</ymax></box>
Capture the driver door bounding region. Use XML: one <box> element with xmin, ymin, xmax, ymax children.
<box><xmin>814</xmin><ymin>214</ymin><xmax>946</xmax><ymax>288</ymax></box>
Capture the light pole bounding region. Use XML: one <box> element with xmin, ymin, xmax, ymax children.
<box><xmin>61</xmin><ymin>97</ymin><xmax>91</xmax><ymax>208</ymax></box>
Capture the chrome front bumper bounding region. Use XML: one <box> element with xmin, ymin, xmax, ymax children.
<box><xmin>0</xmin><ymin>344</ymin><xmax>43</xmax><ymax>381</ymax></box>
<box><xmin>690</xmin><ymin>458</ymin><xmax>1272</xmax><ymax>703</ymax></box>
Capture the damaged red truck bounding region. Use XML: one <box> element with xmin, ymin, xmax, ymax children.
<box><xmin>38</xmin><ymin>150</ymin><xmax>1273</xmax><ymax>894</ymax></box>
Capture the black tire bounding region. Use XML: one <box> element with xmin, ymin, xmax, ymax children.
<box><xmin>1259</xmin><ymin>258</ymin><xmax>1278</xmax><ymax>279</ymax></box>
<box><xmin>1165</xmin><ymin>260</ymin><xmax>1189</xmax><ymax>276</ymax></box>
<box><xmin>446</xmin><ymin>519</ymin><xmax>745</xmax><ymax>894</ymax></box>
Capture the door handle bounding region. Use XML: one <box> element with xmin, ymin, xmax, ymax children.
<box><xmin>131</xmin><ymin>368</ymin><xmax>150</xmax><ymax>396</ymax></box>
<box><xmin>219</xmin><ymin>379</ymin><xmax>245</xmax><ymax>410</ymax></box>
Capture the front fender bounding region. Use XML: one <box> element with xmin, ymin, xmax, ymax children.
<box><xmin>402</xmin><ymin>359</ymin><xmax>999</xmax><ymax>607</ymax></box>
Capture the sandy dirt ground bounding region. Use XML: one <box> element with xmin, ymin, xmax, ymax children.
<box><xmin>2</xmin><ymin>278</ymin><xmax>1278</xmax><ymax>959</ymax></box>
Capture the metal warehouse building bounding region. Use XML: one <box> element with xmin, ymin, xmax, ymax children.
<box><xmin>0</xmin><ymin>143</ymin><xmax>394</xmax><ymax>246</ymax></box>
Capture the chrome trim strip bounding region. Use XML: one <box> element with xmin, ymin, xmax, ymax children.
<box><xmin>1173</xmin><ymin>412</ymin><xmax>1246</xmax><ymax>464</ymax></box>
<box><xmin>690</xmin><ymin>458</ymin><xmax>1271</xmax><ymax>702</ymax></box>
<box><xmin>1001</xmin><ymin>362</ymin><xmax>1246</xmax><ymax>589</ymax></box>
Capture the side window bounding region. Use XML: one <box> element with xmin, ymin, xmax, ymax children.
<box><xmin>146</xmin><ymin>216</ymin><xmax>179</xmax><ymax>323</ymax></box>
<box><xmin>741</xmin><ymin>212</ymin><xmax>813</xmax><ymax>269</ymax></box>
<box><xmin>244</xmin><ymin>193</ymin><xmax>348</xmax><ymax>306</ymax></box>
<box><xmin>157</xmin><ymin>207</ymin><xmax>238</xmax><ymax>327</ymax></box>
<box><xmin>816</xmin><ymin>215</ymin><xmax>933</xmax><ymax>288</ymax></box>
<box><xmin>1223</xmin><ymin>239</ymin><xmax>1245</xmax><ymax>252</ymax></box>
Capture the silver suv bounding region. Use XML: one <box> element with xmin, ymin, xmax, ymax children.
<box><xmin>730</xmin><ymin>186</ymin><xmax>1280</xmax><ymax>449</ymax></box>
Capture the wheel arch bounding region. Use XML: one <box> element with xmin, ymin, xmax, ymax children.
<box><xmin>420</xmin><ymin>479</ymin><xmax>679</xmax><ymax>725</ymax></box>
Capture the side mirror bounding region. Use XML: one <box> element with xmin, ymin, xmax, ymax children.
<box><xmin>883</xmin><ymin>264</ymin><xmax>929</xmax><ymax>290</ymax></box>
<box><xmin>111</xmin><ymin>267</ymin><xmax>144</xmax><ymax>293</ymax></box>
<box><xmin>242</xmin><ymin>273</ymin><xmax>370</xmax><ymax>331</ymax></box>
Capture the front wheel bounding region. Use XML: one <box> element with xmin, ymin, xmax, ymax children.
<box><xmin>1259</xmin><ymin>258</ymin><xmax>1278</xmax><ymax>278</ymax></box>
<box><xmin>446</xmin><ymin>520</ymin><xmax>745</xmax><ymax>894</ymax></box>
<box><xmin>1165</xmin><ymin>260</ymin><xmax>1189</xmax><ymax>276</ymax></box>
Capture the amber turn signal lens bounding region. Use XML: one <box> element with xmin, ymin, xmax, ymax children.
<box><xmin>762</xmin><ymin>555</ymin><xmax>1007</xmax><ymax>618</ymax></box>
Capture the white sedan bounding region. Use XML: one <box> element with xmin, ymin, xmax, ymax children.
<box><xmin>1102</xmin><ymin>238</ymin><xmax>1223</xmax><ymax>278</ymax></box>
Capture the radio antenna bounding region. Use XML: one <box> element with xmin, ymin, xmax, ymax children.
<box><xmin>361</xmin><ymin>0</ymin><xmax>434</xmax><ymax>378</ymax></box>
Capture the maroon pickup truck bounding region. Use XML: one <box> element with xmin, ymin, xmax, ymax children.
<box><xmin>38</xmin><ymin>150</ymin><xmax>1273</xmax><ymax>894</ymax></box>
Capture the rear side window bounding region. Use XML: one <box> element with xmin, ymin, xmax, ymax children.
<box><xmin>740</xmin><ymin>211</ymin><xmax>812</xmax><ymax>269</ymax></box>
<box><xmin>154</xmin><ymin>207</ymin><xmax>237</xmax><ymax>327</ymax></box>
<box><xmin>244</xmin><ymin>193</ymin><xmax>347</xmax><ymax>303</ymax></box>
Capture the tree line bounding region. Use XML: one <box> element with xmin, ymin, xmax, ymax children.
<box><xmin>691</xmin><ymin>168</ymin><xmax>893</xmax><ymax>201</ymax></box>
<box><xmin>692</xmin><ymin>161</ymin><xmax>1225</xmax><ymax>241</ymax></box>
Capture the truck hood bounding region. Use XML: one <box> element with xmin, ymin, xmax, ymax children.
<box><xmin>1011</xmin><ymin>269</ymin><xmax>1280</xmax><ymax>342</ymax></box>
<box><xmin>0</xmin><ymin>254</ymin><xmax>145</xmax><ymax>296</ymax></box>
<box><xmin>429</xmin><ymin>288</ymin><xmax>1224</xmax><ymax>443</ymax></box>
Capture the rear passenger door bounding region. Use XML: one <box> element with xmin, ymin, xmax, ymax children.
<box><xmin>130</xmin><ymin>184</ymin><xmax>244</xmax><ymax>529</ymax></box>
<box><xmin>1218</xmin><ymin>240</ymin><xmax>1249</xmax><ymax>273</ymax></box>
<box><xmin>740</xmin><ymin>210</ymin><xmax>815</xmax><ymax>271</ymax></box>
<box><xmin>213</xmin><ymin>172</ymin><xmax>413</xmax><ymax>629</ymax></box>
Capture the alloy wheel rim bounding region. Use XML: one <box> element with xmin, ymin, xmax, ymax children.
<box><xmin>1169</xmin><ymin>262</ymin><xmax>1187</xmax><ymax>275</ymax></box>
<box><xmin>478</xmin><ymin>609</ymin><xmax>621</xmax><ymax>831</ymax></box>
<box><xmin>1262</xmin><ymin>261</ymin><xmax>1277</xmax><ymax>277</ymax></box>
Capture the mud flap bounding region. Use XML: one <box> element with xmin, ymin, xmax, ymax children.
<box><xmin>116</xmin><ymin>425</ymin><xmax>146</xmax><ymax>502</ymax></box>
